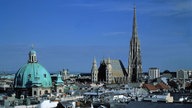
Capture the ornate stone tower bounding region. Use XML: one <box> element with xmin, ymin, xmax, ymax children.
<box><xmin>128</xmin><ymin>6</ymin><xmax>142</xmax><ymax>83</ymax></box>
<box><xmin>106</xmin><ymin>58</ymin><xmax>112</xmax><ymax>84</ymax></box>
<box><xmin>91</xmin><ymin>57</ymin><xmax>98</xmax><ymax>83</ymax></box>
<box><xmin>55</xmin><ymin>74</ymin><xmax>64</xmax><ymax>93</ymax></box>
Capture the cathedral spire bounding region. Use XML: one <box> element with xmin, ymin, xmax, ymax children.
<box><xmin>132</xmin><ymin>6</ymin><xmax>138</xmax><ymax>38</ymax></box>
<box><xmin>128</xmin><ymin>6</ymin><xmax>142</xmax><ymax>83</ymax></box>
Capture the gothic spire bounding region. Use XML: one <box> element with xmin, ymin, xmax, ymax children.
<box><xmin>93</xmin><ymin>57</ymin><xmax>97</xmax><ymax>64</ymax></box>
<box><xmin>132</xmin><ymin>6</ymin><xmax>138</xmax><ymax>38</ymax></box>
<box><xmin>92</xmin><ymin>57</ymin><xmax>98</xmax><ymax>71</ymax></box>
<box><xmin>128</xmin><ymin>5</ymin><xmax>142</xmax><ymax>83</ymax></box>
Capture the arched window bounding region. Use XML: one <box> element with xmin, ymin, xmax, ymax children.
<box><xmin>59</xmin><ymin>89</ymin><xmax>62</xmax><ymax>93</ymax></box>
<box><xmin>34</xmin><ymin>91</ymin><xmax>37</xmax><ymax>95</ymax></box>
<box><xmin>28</xmin><ymin>74</ymin><xmax>31</xmax><ymax>79</ymax></box>
<box><xmin>44</xmin><ymin>90</ymin><xmax>48</xmax><ymax>94</ymax></box>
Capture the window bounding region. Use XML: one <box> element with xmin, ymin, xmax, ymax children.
<box><xmin>40</xmin><ymin>91</ymin><xmax>41</xmax><ymax>95</ymax></box>
<box><xmin>34</xmin><ymin>91</ymin><xmax>37</xmax><ymax>95</ymax></box>
<box><xmin>59</xmin><ymin>89</ymin><xmax>62</xmax><ymax>93</ymax></box>
<box><xmin>44</xmin><ymin>90</ymin><xmax>48</xmax><ymax>94</ymax></box>
<box><xmin>44</xmin><ymin>74</ymin><xmax>46</xmax><ymax>78</ymax></box>
<box><xmin>28</xmin><ymin>74</ymin><xmax>31</xmax><ymax>79</ymax></box>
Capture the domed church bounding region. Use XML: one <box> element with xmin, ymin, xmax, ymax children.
<box><xmin>14</xmin><ymin>49</ymin><xmax>53</xmax><ymax>98</ymax></box>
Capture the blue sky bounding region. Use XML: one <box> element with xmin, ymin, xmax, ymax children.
<box><xmin>0</xmin><ymin>0</ymin><xmax>191</xmax><ymax>73</ymax></box>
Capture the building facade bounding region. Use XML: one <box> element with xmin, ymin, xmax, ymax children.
<box><xmin>177</xmin><ymin>70</ymin><xmax>192</xmax><ymax>80</ymax></box>
<box><xmin>61</xmin><ymin>69</ymin><xmax>69</xmax><ymax>81</ymax></box>
<box><xmin>128</xmin><ymin>7</ymin><xmax>142</xmax><ymax>83</ymax></box>
<box><xmin>148</xmin><ymin>68</ymin><xmax>160</xmax><ymax>79</ymax></box>
<box><xmin>176</xmin><ymin>69</ymin><xmax>192</xmax><ymax>89</ymax></box>
<box><xmin>91</xmin><ymin>58</ymin><xmax>128</xmax><ymax>84</ymax></box>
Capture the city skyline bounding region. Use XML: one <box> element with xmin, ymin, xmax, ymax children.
<box><xmin>0</xmin><ymin>0</ymin><xmax>191</xmax><ymax>73</ymax></box>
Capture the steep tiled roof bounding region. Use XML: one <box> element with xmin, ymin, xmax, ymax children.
<box><xmin>155</xmin><ymin>83</ymin><xmax>169</xmax><ymax>90</ymax></box>
<box><xmin>143</xmin><ymin>84</ymin><xmax>158</xmax><ymax>91</ymax></box>
<box><xmin>103</xmin><ymin>59</ymin><xmax>127</xmax><ymax>77</ymax></box>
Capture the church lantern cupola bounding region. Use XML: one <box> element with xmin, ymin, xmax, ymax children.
<box><xmin>28</xmin><ymin>49</ymin><xmax>38</xmax><ymax>63</ymax></box>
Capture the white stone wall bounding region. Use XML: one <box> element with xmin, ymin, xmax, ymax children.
<box><xmin>56</xmin><ymin>85</ymin><xmax>64</xmax><ymax>93</ymax></box>
<box><xmin>32</xmin><ymin>87</ymin><xmax>51</xmax><ymax>97</ymax></box>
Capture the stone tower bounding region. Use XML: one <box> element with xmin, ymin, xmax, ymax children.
<box><xmin>106</xmin><ymin>58</ymin><xmax>112</xmax><ymax>84</ymax></box>
<box><xmin>91</xmin><ymin>57</ymin><xmax>98</xmax><ymax>83</ymax></box>
<box><xmin>128</xmin><ymin>6</ymin><xmax>142</xmax><ymax>83</ymax></box>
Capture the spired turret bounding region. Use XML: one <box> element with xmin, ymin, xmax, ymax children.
<box><xmin>55</xmin><ymin>74</ymin><xmax>64</xmax><ymax>85</ymax></box>
<box><xmin>91</xmin><ymin>57</ymin><xmax>98</xmax><ymax>83</ymax></box>
<box><xmin>55</xmin><ymin>74</ymin><xmax>64</xmax><ymax>93</ymax></box>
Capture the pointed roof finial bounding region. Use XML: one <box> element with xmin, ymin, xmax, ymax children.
<box><xmin>132</xmin><ymin>4</ymin><xmax>138</xmax><ymax>38</ymax></box>
<box><xmin>107</xmin><ymin>57</ymin><xmax>111</xmax><ymax>64</ymax></box>
<box><xmin>134</xmin><ymin>2</ymin><xmax>136</xmax><ymax>8</ymax></box>
<box><xmin>93</xmin><ymin>56</ymin><xmax>97</xmax><ymax>64</ymax></box>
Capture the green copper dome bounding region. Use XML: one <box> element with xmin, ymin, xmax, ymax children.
<box><xmin>14</xmin><ymin>49</ymin><xmax>52</xmax><ymax>88</ymax></box>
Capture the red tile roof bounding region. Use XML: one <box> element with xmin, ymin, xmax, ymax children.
<box><xmin>155</xmin><ymin>83</ymin><xmax>169</xmax><ymax>90</ymax></box>
<box><xmin>143</xmin><ymin>84</ymin><xmax>158</xmax><ymax>91</ymax></box>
